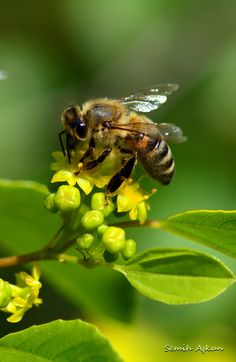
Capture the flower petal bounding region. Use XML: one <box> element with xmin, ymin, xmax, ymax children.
<box><xmin>77</xmin><ymin>177</ymin><xmax>94</xmax><ymax>195</ymax></box>
<box><xmin>51</xmin><ymin>170</ymin><xmax>77</xmax><ymax>186</ymax></box>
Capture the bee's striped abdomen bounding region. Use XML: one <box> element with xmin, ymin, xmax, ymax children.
<box><xmin>138</xmin><ymin>138</ymin><xmax>175</xmax><ymax>185</ymax></box>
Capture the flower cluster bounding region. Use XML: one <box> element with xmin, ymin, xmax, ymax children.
<box><xmin>50</xmin><ymin>149</ymin><xmax>156</xmax><ymax>224</ymax></box>
<box><xmin>45</xmin><ymin>187</ymin><xmax>137</xmax><ymax>261</ymax></box>
<box><xmin>46</xmin><ymin>147</ymin><xmax>156</xmax><ymax>262</ymax></box>
<box><xmin>0</xmin><ymin>266</ymin><xmax>42</xmax><ymax>323</ymax></box>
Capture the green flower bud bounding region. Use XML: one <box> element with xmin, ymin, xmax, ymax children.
<box><xmin>97</xmin><ymin>224</ymin><xmax>109</xmax><ymax>236</ymax></box>
<box><xmin>91</xmin><ymin>193</ymin><xmax>114</xmax><ymax>217</ymax></box>
<box><xmin>104</xmin><ymin>203</ymin><xmax>115</xmax><ymax>218</ymax></box>
<box><xmin>102</xmin><ymin>226</ymin><xmax>126</xmax><ymax>253</ymax></box>
<box><xmin>122</xmin><ymin>239</ymin><xmax>136</xmax><ymax>259</ymax></box>
<box><xmin>76</xmin><ymin>233</ymin><xmax>94</xmax><ymax>249</ymax></box>
<box><xmin>81</xmin><ymin>210</ymin><xmax>104</xmax><ymax>230</ymax></box>
<box><xmin>54</xmin><ymin>185</ymin><xmax>81</xmax><ymax>213</ymax></box>
<box><xmin>0</xmin><ymin>279</ymin><xmax>12</xmax><ymax>308</ymax></box>
<box><xmin>44</xmin><ymin>193</ymin><xmax>58</xmax><ymax>213</ymax></box>
<box><xmin>91</xmin><ymin>192</ymin><xmax>105</xmax><ymax>210</ymax></box>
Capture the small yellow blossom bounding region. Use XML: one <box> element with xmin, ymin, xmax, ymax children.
<box><xmin>50</xmin><ymin>148</ymin><xmax>121</xmax><ymax>195</ymax></box>
<box><xmin>1</xmin><ymin>265</ymin><xmax>42</xmax><ymax>323</ymax></box>
<box><xmin>117</xmin><ymin>179</ymin><xmax>157</xmax><ymax>224</ymax></box>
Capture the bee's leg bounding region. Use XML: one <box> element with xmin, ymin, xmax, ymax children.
<box><xmin>66</xmin><ymin>135</ymin><xmax>78</xmax><ymax>164</ymax></box>
<box><xmin>59</xmin><ymin>130</ymin><xmax>65</xmax><ymax>155</ymax></box>
<box><xmin>106</xmin><ymin>152</ymin><xmax>136</xmax><ymax>194</ymax></box>
<box><xmin>82</xmin><ymin>147</ymin><xmax>112</xmax><ymax>170</ymax></box>
<box><xmin>79</xmin><ymin>138</ymin><xmax>95</xmax><ymax>163</ymax></box>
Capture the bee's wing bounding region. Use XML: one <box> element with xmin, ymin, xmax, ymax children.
<box><xmin>119</xmin><ymin>84</ymin><xmax>179</xmax><ymax>113</ymax></box>
<box><xmin>111</xmin><ymin>121</ymin><xmax>186</xmax><ymax>144</ymax></box>
<box><xmin>156</xmin><ymin>123</ymin><xmax>187</xmax><ymax>143</ymax></box>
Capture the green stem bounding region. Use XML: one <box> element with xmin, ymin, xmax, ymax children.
<box><xmin>0</xmin><ymin>248</ymin><xmax>84</xmax><ymax>268</ymax></box>
<box><xmin>0</xmin><ymin>223</ymin><xmax>82</xmax><ymax>268</ymax></box>
<box><xmin>42</xmin><ymin>225</ymin><xmax>64</xmax><ymax>251</ymax></box>
<box><xmin>51</xmin><ymin>227</ymin><xmax>83</xmax><ymax>252</ymax></box>
<box><xmin>48</xmin><ymin>205</ymin><xmax>89</xmax><ymax>252</ymax></box>
<box><xmin>43</xmin><ymin>223</ymin><xmax>82</xmax><ymax>253</ymax></box>
<box><xmin>0</xmin><ymin>215</ymin><xmax>162</xmax><ymax>269</ymax></box>
<box><xmin>111</xmin><ymin>219</ymin><xmax>161</xmax><ymax>229</ymax></box>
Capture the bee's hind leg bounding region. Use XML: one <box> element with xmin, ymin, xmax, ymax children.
<box><xmin>106</xmin><ymin>152</ymin><xmax>136</xmax><ymax>195</ymax></box>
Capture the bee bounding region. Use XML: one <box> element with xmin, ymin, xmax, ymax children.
<box><xmin>59</xmin><ymin>84</ymin><xmax>186</xmax><ymax>194</ymax></box>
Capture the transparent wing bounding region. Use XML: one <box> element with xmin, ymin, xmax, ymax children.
<box><xmin>111</xmin><ymin>122</ymin><xmax>162</xmax><ymax>138</ymax></box>
<box><xmin>119</xmin><ymin>84</ymin><xmax>179</xmax><ymax>113</ymax></box>
<box><xmin>156</xmin><ymin>123</ymin><xmax>187</xmax><ymax>143</ymax></box>
<box><xmin>111</xmin><ymin>121</ymin><xmax>186</xmax><ymax>144</ymax></box>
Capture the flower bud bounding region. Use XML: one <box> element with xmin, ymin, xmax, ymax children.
<box><xmin>91</xmin><ymin>192</ymin><xmax>114</xmax><ymax>217</ymax></box>
<box><xmin>97</xmin><ymin>224</ymin><xmax>109</xmax><ymax>236</ymax></box>
<box><xmin>44</xmin><ymin>193</ymin><xmax>58</xmax><ymax>213</ymax></box>
<box><xmin>91</xmin><ymin>192</ymin><xmax>106</xmax><ymax>210</ymax></box>
<box><xmin>102</xmin><ymin>226</ymin><xmax>126</xmax><ymax>253</ymax></box>
<box><xmin>54</xmin><ymin>185</ymin><xmax>81</xmax><ymax>213</ymax></box>
<box><xmin>0</xmin><ymin>279</ymin><xmax>12</xmax><ymax>308</ymax></box>
<box><xmin>122</xmin><ymin>239</ymin><xmax>136</xmax><ymax>259</ymax></box>
<box><xmin>81</xmin><ymin>210</ymin><xmax>104</xmax><ymax>230</ymax></box>
<box><xmin>76</xmin><ymin>233</ymin><xmax>94</xmax><ymax>249</ymax></box>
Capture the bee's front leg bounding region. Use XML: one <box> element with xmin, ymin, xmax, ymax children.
<box><xmin>66</xmin><ymin>135</ymin><xmax>78</xmax><ymax>164</ymax></box>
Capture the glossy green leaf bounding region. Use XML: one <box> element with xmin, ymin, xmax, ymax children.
<box><xmin>0</xmin><ymin>319</ymin><xmax>122</xmax><ymax>361</ymax></box>
<box><xmin>0</xmin><ymin>179</ymin><xmax>55</xmax><ymax>253</ymax></box>
<box><xmin>0</xmin><ymin>179</ymin><xmax>134</xmax><ymax>322</ymax></box>
<box><xmin>159</xmin><ymin>210</ymin><xmax>236</xmax><ymax>259</ymax></box>
<box><xmin>114</xmin><ymin>248</ymin><xmax>235</xmax><ymax>304</ymax></box>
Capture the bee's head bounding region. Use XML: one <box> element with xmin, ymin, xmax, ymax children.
<box><xmin>61</xmin><ymin>106</ymin><xmax>88</xmax><ymax>140</ymax></box>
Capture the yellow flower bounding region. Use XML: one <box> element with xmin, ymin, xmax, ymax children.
<box><xmin>50</xmin><ymin>148</ymin><xmax>121</xmax><ymax>195</ymax></box>
<box><xmin>50</xmin><ymin>146</ymin><xmax>157</xmax><ymax>224</ymax></box>
<box><xmin>117</xmin><ymin>179</ymin><xmax>157</xmax><ymax>224</ymax></box>
<box><xmin>1</xmin><ymin>266</ymin><xmax>42</xmax><ymax>323</ymax></box>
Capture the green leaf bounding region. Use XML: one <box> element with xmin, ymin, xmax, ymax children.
<box><xmin>159</xmin><ymin>210</ymin><xmax>236</xmax><ymax>259</ymax></box>
<box><xmin>114</xmin><ymin>248</ymin><xmax>235</xmax><ymax>304</ymax></box>
<box><xmin>0</xmin><ymin>319</ymin><xmax>122</xmax><ymax>361</ymax></box>
<box><xmin>0</xmin><ymin>179</ymin><xmax>55</xmax><ymax>253</ymax></box>
<box><xmin>0</xmin><ymin>179</ymin><xmax>134</xmax><ymax>322</ymax></box>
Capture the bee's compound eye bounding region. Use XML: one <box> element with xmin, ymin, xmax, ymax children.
<box><xmin>75</xmin><ymin>118</ymin><xmax>87</xmax><ymax>139</ymax></box>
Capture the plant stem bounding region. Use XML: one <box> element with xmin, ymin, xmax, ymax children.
<box><xmin>111</xmin><ymin>219</ymin><xmax>161</xmax><ymax>229</ymax></box>
<box><xmin>42</xmin><ymin>225</ymin><xmax>65</xmax><ymax>251</ymax></box>
<box><xmin>0</xmin><ymin>219</ymin><xmax>161</xmax><ymax>268</ymax></box>
<box><xmin>0</xmin><ymin>248</ymin><xmax>83</xmax><ymax>268</ymax></box>
<box><xmin>0</xmin><ymin>249</ymin><xmax>48</xmax><ymax>268</ymax></box>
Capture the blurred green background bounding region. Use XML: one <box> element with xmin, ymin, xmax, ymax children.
<box><xmin>1</xmin><ymin>0</ymin><xmax>236</xmax><ymax>361</ymax></box>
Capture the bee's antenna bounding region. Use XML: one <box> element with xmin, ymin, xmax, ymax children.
<box><xmin>59</xmin><ymin>130</ymin><xmax>66</xmax><ymax>155</ymax></box>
